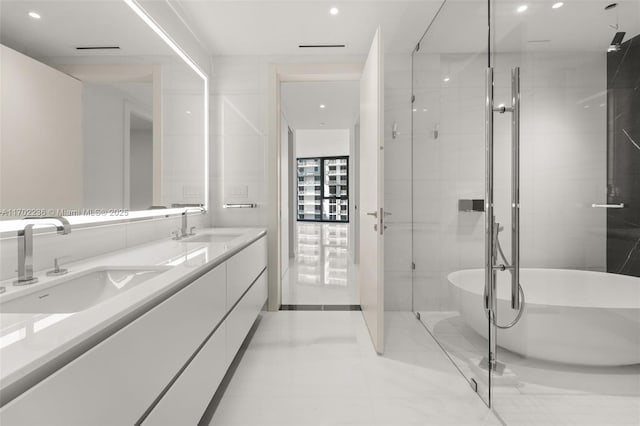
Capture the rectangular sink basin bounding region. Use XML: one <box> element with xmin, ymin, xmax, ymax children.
<box><xmin>1</xmin><ymin>266</ymin><xmax>169</xmax><ymax>314</ymax></box>
<box><xmin>181</xmin><ymin>233</ymin><xmax>242</xmax><ymax>243</ymax></box>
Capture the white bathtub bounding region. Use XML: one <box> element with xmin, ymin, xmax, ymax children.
<box><xmin>448</xmin><ymin>268</ymin><xmax>640</xmax><ymax>366</ymax></box>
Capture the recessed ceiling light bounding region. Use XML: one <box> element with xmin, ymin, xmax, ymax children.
<box><xmin>517</xmin><ymin>5</ymin><xmax>528</xmax><ymax>13</ymax></box>
<box><xmin>412</xmin><ymin>108</ymin><xmax>417</xmax><ymax>112</ymax></box>
<box><xmin>28</xmin><ymin>11</ymin><xmax>41</xmax><ymax>19</ymax></box>
<box><xmin>552</xmin><ymin>2</ymin><xmax>564</xmax><ymax>9</ymax></box>
<box><xmin>319</xmin><ymin>104</ymin><xmax>326</xmax><ymax>109</ymax></box>
<box><xmin>443</xmin><ymin>77</ymin><xmax>450</xmax><ymax>82</ymax></box>
<box><xmin>185</xmin><ymin>110</ymin><xmax>192</xmax><ymax>114</ymax></box>
<box><xmin>422</xmin><ymin>108</ymin><xmax>428</xmax><ymax>112</ymax></box>
<box><xmin>329</xmin><ymin>7</ymin><xmax>339</xmax><ymax>15</ymax></box>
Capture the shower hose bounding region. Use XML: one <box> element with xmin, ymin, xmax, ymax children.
<box><xmin>483</xmin><ymin>231</ymin><xmax>526</xmax><ymax>329</ymax></box>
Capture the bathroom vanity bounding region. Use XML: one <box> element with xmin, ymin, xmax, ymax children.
<box><xmin>0</xmin><ymin>228</ymin><xmax>267</xmax><ymax>425</ymax></box>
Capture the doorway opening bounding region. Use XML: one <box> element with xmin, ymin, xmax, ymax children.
<box><xmin>279</xmin><ymin>80</ymin><xmax>360</xmax><ymax>307</ymax></box>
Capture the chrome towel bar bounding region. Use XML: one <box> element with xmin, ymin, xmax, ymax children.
<box><xmin>591</xmin><ymin>203</ymin><xmax>625</xmax><ymax>208</ymax></box>
<box><xmin>223</xmin><ymin>203</ymin><xmax>257</xmax><ymax>209</ymax></box>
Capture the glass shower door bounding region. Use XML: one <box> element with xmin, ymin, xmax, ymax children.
<box><xmin>489</xmin><ymin>1</ymin><xmax>640</xmax><ymax>424</ymax></box>
<box><xmin>411</xmin><ymin>0</ymin><xmax>493</xmax><ymax>405</ymax></box>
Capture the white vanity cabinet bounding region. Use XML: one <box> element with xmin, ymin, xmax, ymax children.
<box><xmin>143</xmin><ymin>273</ymin><xmax>267</xmax><ymax>426</ymax></box>
<box><xmin>143</xmin><ymin>237</ymin><xmax>267</xmax><ymax>425</ymax></box>
<box><xmin>0</xmin><ymin>236</ymin><xmax>267</xmax><ymax>426</ymax></box>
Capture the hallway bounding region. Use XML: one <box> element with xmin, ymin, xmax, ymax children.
<box><xmin>281</xmin><ymin>223</ymin><xmax>359</xmax><ymax>306</ymax></box>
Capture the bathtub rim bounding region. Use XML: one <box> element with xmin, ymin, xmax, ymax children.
<box><xmin>447</xmin><ymin>268</ymin><xmax>640</xmax><ymax>310</ymax></box>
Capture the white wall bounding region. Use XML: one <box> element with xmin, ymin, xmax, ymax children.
<box><xmin>349</xmin><ymin>122</ymin><xmax>359</xmax><ymax>263</ymax></box>
<box><xmin>295</xmin><ymin>129</ymin><xmax>350</xmax><ymax>158</ymax></box>
<box><xmin>130</xmin><ymin>129</ymin><xmax>154</xmax><ymax>210</ymax></box>
<box><xmin>161</xmin><ymin>61</ymin><xmax>206</xmax><ymax>208</ymax></box>
<box><xmin>0</xmin><ymin>45</ymin><xmax>84</xmax><ymax>212</ymax></box>
<box><xmin>383</xmin><ymin>54</ymin><xmax>414</xmax><ymax>310</ymax></box>
<box><xmin>83</xmin><ymin>85</ymin><xmax>128</xmax><ymax>208</ymax></box>
<box><xmin>280</xmin><ymin>113</ymin><xmax>290</xmax><ymax>277</ymax></box>
<box><xmin>209</xmin><ymin>55</ymin><xmax>365</xmax><ymax>228</ymax></box>
<box><xmin>411</xmin><ymin>51</ymin><xmax>607</xmax><ymax>312</ymax></box>
<box><xmin>289</xmin><ymin>127</ymin><xmax>297</xmax><ymax>259</ymax></box>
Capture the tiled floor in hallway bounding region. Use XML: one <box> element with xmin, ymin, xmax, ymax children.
<box><xmin>282</xmin><ymin>223</ymin><xmax>358</xmax><ymax>306</ymax></box>
<box><xmin>207</xmin><ymin>311</ymin><xmax>501</xmax><ymax>426</ymax></box>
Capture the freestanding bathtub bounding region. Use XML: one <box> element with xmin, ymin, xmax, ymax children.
<box><xmin>448</xmin><ymin>268</ymin><xmax>640</xmax><ymax>366</ymax></box>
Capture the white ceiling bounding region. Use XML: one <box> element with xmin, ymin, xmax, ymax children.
<box><xmin>173</xmin><ymin>1</ymin><xmax>444</xmax><ymax>56</ymax></box>
<box><xmin>281</xmin><ymin>81</ymin><xmax>359</xmax><ymax>129</ymax></box>
<box><xmin>418</xmin><ymin>0</ymin><xmax>640</xmax><ymax>53</ymax></box>
<box><xmin>0</xmin><ymin>1</ymin><xmax>172</xmax><ymax>62</ymax></box>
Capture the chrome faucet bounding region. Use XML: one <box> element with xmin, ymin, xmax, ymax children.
<box><xmin>179</xmin><ymin>207</ymin><xmax>205</xmax><ymax>239</ymax></box>
<box><xmin>15</xmin><ymin>217</ymin><xmax>71</xmax><ymax>286</ymax></box>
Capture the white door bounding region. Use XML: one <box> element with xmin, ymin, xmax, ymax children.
<box><xmin>359</xmin><ymin>27</ymin><xmax>384</xmax><ymax>354</ymax></box>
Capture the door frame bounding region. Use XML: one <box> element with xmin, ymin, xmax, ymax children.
<box><xmin>266</xmin><ymin>62</ymin><xmax>363</xmax><ymax>311</ymax></box>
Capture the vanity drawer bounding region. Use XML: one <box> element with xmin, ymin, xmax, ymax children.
<box><xmin>226</xmin><ymin>270</ymin><xmax>267</xmax><ymax>364</ymax></box>
<box><xmin>226</xmin><ymin>236</ymin><xmax>266</xmax><ymax>307</ymax></box>
<box><xmin>142</xmin><ymin>323</ymin><xmax>227</xmax><ymax>426</ymax></box>
<box><xmin>142</xmin><ymin>270</ymin><xmax>267</xmax><ymax>426</ymax></box>
<box><xmin>0</xmin><ymin>263</ymin><xmax>226</xmax><ymax>426</ymax></box>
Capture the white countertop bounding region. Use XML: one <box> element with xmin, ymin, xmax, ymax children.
<box><xmin>0</xmin><ymin>227</ymin><xmax>266</xmax><ymax>404</ymax></box>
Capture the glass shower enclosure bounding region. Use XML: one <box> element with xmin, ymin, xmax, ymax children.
<box><xmin>411</xmin><ymin>0</ymin><xmax>640</xmax><ymax>423</ymax></box>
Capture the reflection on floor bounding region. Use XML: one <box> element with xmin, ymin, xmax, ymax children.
<box><xmin>282</xmin><ymin>223</ymin><xmax>358</xmax><ymax>305</ymax></box>
<box><xmin>419</xmin><ymin>311</ymin><xmax>640</xmax><ymax>426</ymax></box>
<box><xmin>208</xmin><ymin>312</ymin><xmax>501</xmax><ymax>426</ymax></box>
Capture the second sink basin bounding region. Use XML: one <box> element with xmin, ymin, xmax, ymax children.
<box><xmin>180</xmin><ymin>233</ymin><xmax>242</xmax><ymax>243</ymax></box>
<box><xmin>1</xmin><ymin>266</ymin><xmax>169</xmax><ymax>314</ymax></box>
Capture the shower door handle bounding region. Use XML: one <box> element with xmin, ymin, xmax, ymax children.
<box><xmin>510</xmin><ymin>67</ymin><xmax>521</xmax><ymax>311</ymax></box>
<box><xmin>485</xmin><ymin>67</ymin><xmax>521</xmax><ymax>312</ymax></box>
<box><xmin>484</xmin><ymin>67</ymin><xmax>495</xmax><ymax>312</ymax></box>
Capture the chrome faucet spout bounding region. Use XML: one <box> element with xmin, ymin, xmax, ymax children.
<box><xmin>180</xmin><ymin>207</ymin><xmax>205</xmax><ymax>238</ymax></box>
<box><xmin>15</xmin><ymin>217</ymin><xmax>71</xmax><ymax>285</ymax></box>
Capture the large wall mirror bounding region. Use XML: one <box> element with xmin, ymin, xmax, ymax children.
<box><xmin>0</xmin><ymin>0</ymin><xmax>207</xmax><ymax>224</ymax></box>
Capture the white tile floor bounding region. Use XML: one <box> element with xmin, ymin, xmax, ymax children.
<box><xmin>282</xmin><ymin>223</ymin><xmax>358</xmax><ymax>305</ymax></box>
<box><xmin>208</xmin><ymin>224</ymin><xmax>500</xmax><ymax>425</ymax></box>
<box><xmin>208</xmin><ymin>311</ymin><xmax>502</xmax><ymax>426</ymax></box>
<box><xmin>420</xmin><ymin>311</ymin><xmax>640</xmax><ymax>426</ymax></box>
<box><xmin>207</xmin><ymin>220</ymin><xmax>640</xmax><ymax>425</ymax></box>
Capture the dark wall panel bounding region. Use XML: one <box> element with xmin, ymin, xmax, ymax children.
<box><xmin>607</xmin><ymin>34</ymin><xmax>640</xmax><ymax>276</ymax></box>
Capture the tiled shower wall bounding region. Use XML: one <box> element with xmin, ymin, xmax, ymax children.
<box><xmin>383</xmin><ymin>54</ymin><xmax>413</xmax><ymax>310</ymax></box>
<box><xmin>607</xmin><ymin>34</ymin><xmax>640</xmax><ymax>277</ymax></box>
<box><xmin>411</xmin><ymin>51</ymin><xmax>607</xmax><ymax>311</ymax></box>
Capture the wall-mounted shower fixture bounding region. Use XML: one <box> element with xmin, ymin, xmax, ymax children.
<box><xmin>433</xmin><ymin>123</ymin><xmax>440</xmax><ymax>139</ymax></box>
<box><xmin>608</xmin><ymin>32</ymin><xmax>626</xmax><ymax>52</ymax></box>
<box><xmin>458</xmin><ymin>199</ymin><xmax>484</xmax><ymax>212</ymax></box>
<box><xmin>485</xmin><ymin>66</ymin><xmax>523</xmax><ymax>337</ymax></box>
<box><xmin>392</xmin><ymin>122</ymin><xmax>398</xmax><ymax>139</ymax></box>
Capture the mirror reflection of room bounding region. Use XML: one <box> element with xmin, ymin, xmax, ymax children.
<box><xmin>0</xmin><ymin>1</ymin><xmax>206</xmax><ymax>218</ymax></box>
